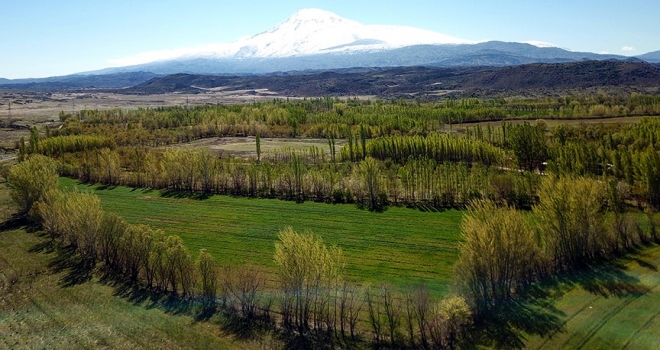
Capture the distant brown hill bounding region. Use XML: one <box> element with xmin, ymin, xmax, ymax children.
<box><xmin>459</xmin><ymin>60</ymin><xmax>660</xmax><ymax>90</ymax></box>
<box><xmin>123</xmin><ymin>60</ymin><xmax>660</xmax><ymax>98</ymax></box>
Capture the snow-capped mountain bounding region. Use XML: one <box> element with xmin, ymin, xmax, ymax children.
<box><xmin>99</xmin><ymin>8</ymin><xmax>641</xmax><ymax>74</ymax></box>
<box><xmin>113</xmin><ymin>8</ymin><xmax>476</xmax><ymax>65</ymax></box>
<box><xmin>3</xmin><ymin>8</ymin><xmax>653</xmax><ymax>84</ymax></box>
<box><xmin>219</xmin><ymin>8</ymin><xmax>474</xmax><ymax>58</ymax></box>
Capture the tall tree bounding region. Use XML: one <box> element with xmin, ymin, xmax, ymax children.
<box><xmin>255</xmin><ymin>133</ymin><xmax>262</xmax><ymax>163</ymax></box>
<box><xmin>535</xmin><ymin>176</ymin><xmax>605</xmax><ymax>270</ymax></box>
<box><xmin>7</xmin><ymin>154</ymin><xmax>58</xmax><ymax>215</ymax></box>
<box><xmin>197</xmin><ymin>249</ymin><xmax>219</xmax><ymax>307</ymax></box>
<box><xmin>274</xmin><ymin>227</ymin><xmax>344</xmax><ymax>334</ymax></box>
<box><xmin>509</xmin><ymin>121</ymin><xmax>547</xmax><ymax>171</ymax></box>
<box><xmin>356</xmin><ymin>157</ymin><xmax>385</xmax><ymax>211</ymax></box>
<box><xmin>454</xmin><ymin>200</ymin><xmax>539</xmax><ymax>314</ymax></box>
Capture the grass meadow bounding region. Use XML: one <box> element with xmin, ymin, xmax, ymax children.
<box><xmin>0</xmin><ymin>228</ymin><xmax>263</xmax><ymax>349</ymax></box>
<box><xmin>524</xmin><ymin>245</ymin><xmax>660</xmax><ymax>349</ymax></box>
<box><xmin>0</xmin><ymin>181</ymin><xmax>267</xmax><ymax>349</ymax></box>
<box><xmin>2</xmin><ymin>176</ymin><xmax>660</xmax><ymax>348</ymax></box>
<box><xmin>60</xmin><ymin>178</ymin><xmax>464</xmax><ymax>295</ymax></box>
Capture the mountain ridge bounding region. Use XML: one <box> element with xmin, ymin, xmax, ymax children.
<box><xmin>88</xmin><ymin>41</ymin><xmax>634</xmax><ymax>78</ymax></box>
<box><xmin>636</xmin><ymin>50</ymin><xmax>660</xmax><ymax>63</ymax></box>
<box><xmin>122</xmin><ymin>60</ymin><xmax>660</xmax><ymax>98</ymax></box>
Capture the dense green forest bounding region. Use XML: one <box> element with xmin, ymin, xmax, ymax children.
<box><xmin>7</xmin><ymin>94</ymin><xmax>660</xmax><ymax>348</ymax></box>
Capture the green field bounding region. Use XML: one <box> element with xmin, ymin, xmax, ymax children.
<box><xmin>0</xmin><ymin>180</ymin><xmax>266</xmax><ymax>349</ymax></box>
<box><xmin>4</xmin><ymin>177</ymin><xmax>660</xmax><ymax>348</ymax></box>
<box><xmin>523</xmin><ymin>245</ymin><xmax>660</xmax><ymax>349</ymax></box>
<box><xmin>60</xmin><ymin>178</ymin><xmax>463</xmax><ymax>294</ymax></box>
<box><xmin>0</xmin><ymin>228</ymin><xmax>263</xmax><ymax>349</ymax></box>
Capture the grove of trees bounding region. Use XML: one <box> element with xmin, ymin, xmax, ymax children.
<box><xmin>7</xmin><ymin>93</ymin><xmax>660</xmax><ymax>348</ymax></box>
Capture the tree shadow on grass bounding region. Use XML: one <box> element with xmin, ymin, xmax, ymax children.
<box><xmin>93</xmin><ymin>184</ymin><xmax>117</xmax><ymax>191</ymax></box>
<box><xmin>465</xmin><ymin>299</ymin><xmax>565</xmax><ymax>350</ymax></box>
<box><xmin>466</xmin><ymin>259</ymin><xmax>648</xmax><ymax>349</ymax></box>
<box><xmin>130</xmin><ymin>187</ymin><xmax>154</xmax><ymax>194</ymax></box>
<box><xmin>100</xmin><ymin>275</ymin><xmax>199</xmax><ymax>317</ymax></box>
<box><xmin>194</xmin><ymin>305</ymin><xmax>217</xmax><ymax>322</ymax></box>
<box><xmin>160</xmin><ymin>189</ymin><xmax>210</xmax><ymax>200</ymax></box>
<box><xmin>46</xmin><ymin>245</ymin><xmax>95</xmax><ymax>288</ymax></box>
<box><xmin>280</xmin><ymin>331</ymin><xmax>352</xmax><ymax>350</ymax></box>
<box><xmin>282</xmin><ymin>334</ymin><xmax>315</xmax><ymax>350</ymax></box>
<box><xmin>219</xmin><ymin>312</ymin><xmax>273</xmax><ymax>341</ymax></box>
<box><xmin>561</xmin><ymin>260</ymin><xmax>645</xmax><ymax>298</ymax></box>
<box><xmin>406</xmin><ymin>203</ymin><xmax>451</xmax><ymax>213</ymax></box>
<box><xmin>631</xmin><ymin>257</ymin><xmax>658</xmax><ymax>272</ymax></box>
<box><xmin>0</xmin><ymin>214</ymin><xmax>41</xmax><ymax>233</ymax></box>
<box><xmin>27</xmin><ymin>233</ymin><xmax>57</xmax><ymax>254</ymax></box>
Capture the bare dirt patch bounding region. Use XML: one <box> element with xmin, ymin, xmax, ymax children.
<box><xmin>172</xmin><ymin>136</ymin><xmax>345</xmax><ymax>158</ymax></box>
<box><xmin>0</xmin><ymin>90</ymin><xmax>295</xmax><ymax>123</ymax></box>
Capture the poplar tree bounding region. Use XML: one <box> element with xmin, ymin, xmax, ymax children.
<box><xmin>535</xmin><ymin>176</ymin><xmax>605</xmax><ymax>270</ymax></box>
<box><xmin>197</xmin><ymin>249</ymin><xmax>218</xmax><ymax>307</ymax></box>
<box><xmin>509</xmin><ymin>122</ymin><xmax>547</xmax><ymax>171</ymax></box>
<box><xmin>7</xmin><ymin>154</ymin><xmax>58</xmax><ymax>215</ymax></box>
<box><xmin>454</xmin><ymin>200</ymin><xmax>538</xmax><ymax>314</ymax></box>
<box><xmin>274</xmin><ymin>227</ymin><xmax>344</xmax><ymax>334</ymax></box>
<box><xmin>255</xmin><ymin>133</ymin><xmax>262</xmax><ymax>162</ymax></box>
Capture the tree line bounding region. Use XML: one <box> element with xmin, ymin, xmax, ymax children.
<box><xmin>10</xmin><ymin>154</ymin><xmax>657</xmax><ymax>348</ymax></box>
<box><xmin>49</xmin><ymin>144</ymin><xmax>537</xmax><ymax>211</ymax></box>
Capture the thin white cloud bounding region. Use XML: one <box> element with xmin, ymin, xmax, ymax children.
<box><xmin>107</xmin><ymin>43</ymin><xmax>231</xmax><ymax>67</ymax></box>
<box><xmin>621</xmin><ymin>46</ymin><xmax>636</xmax><ymax>52</ymax></box>
<box><xmin>523</xmin><ymin>41</ymin><xmax>557</xmax><ymax>48</ymax></box>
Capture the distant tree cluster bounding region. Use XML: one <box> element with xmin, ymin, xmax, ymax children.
<box><xmin>13</xmin><ymin>95</ymin><xmax>659</xmax><ymax>213</ymax></box>
<box><xmin>46</xmin><ymin>94</ymin><xmax>660</xmax><ymax>147</ymax></box>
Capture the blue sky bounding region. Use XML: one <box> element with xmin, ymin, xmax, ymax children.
<box><xmin>2</xmin><ymin>0</ymin><xmax>658</xmax><ymax>79</ymax></box>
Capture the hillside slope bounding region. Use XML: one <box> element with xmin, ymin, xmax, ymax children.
<box><xmin>460</xmin><ymin>60</ymin><xmax>660</xmax><ymax>90</ymax></box>
<box><xmin>125</xmin><ymin>60</ymin><xmax>660</xmax><ymax>97</ymax></box>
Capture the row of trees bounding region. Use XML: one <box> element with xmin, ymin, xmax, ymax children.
<box><xmin>544</xmin><ymin>119</ymin><xmax>660</xmax><ymax>209</ymax></box>
<box><xmin>226</xmin><ymin>226</ymin><xmax>473</xmax><ymax>348</ymax></box>
<box><xmin>54</xmin><ymin>145</ymin><xmax>540</xmax><ymax>210</ymax></box>
<box><xmin>455</xmin><ymin>176</ymin><xmax>658</xmax><ymax>315</ymax></box>
<box><xmin>8</xmin><ymin>156</ymin><xmax>219</xmax><ymax>303</ymax></box>
<box><xmin>344</xmin><ymin>133</ymin><xmax>505</xmax><ymax>166</ymax></box>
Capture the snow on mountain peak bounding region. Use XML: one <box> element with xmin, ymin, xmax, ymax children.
<box><xmin>523</xmin><ymin>41</ymin><xmax>558</xmax><ymax>48</ymax></box>
<box><xmin>221</xmin><ymin>8</ymin><xmax>474</xmax><ymax>58</ymax></box>
<box><xmin>285</xmin><ymin>8</ymin><xmax>346</xmax><ymax>23</ymax></box>
<box><xmin>110</xmin><ymin>8</ymin><xmax>475</xmax><ymax>66</ymax></box>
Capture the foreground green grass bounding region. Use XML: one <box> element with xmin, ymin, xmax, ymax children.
<box><xmin>60</xmin><ymin>178</ymin><xmax>463</xmax><ymax>294</ymax></box>
<box><xmin>524</xmin><ymin>245</ymin><xmax>660</xmax><ymax>349</ymax></box>
<box><xmin>0</xmin><ymin>230</ymin><xmax>254</xmax><ymax>349</ymax></box>
<box><xmin>0</xmin><ymin>182</ymin><xmax>265</xmax><ymax>350</ymax></box>
<box><xmin>5</xmin><ymin>178</ymin><xmax>660</xmax><ymax>348</ymax></box>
